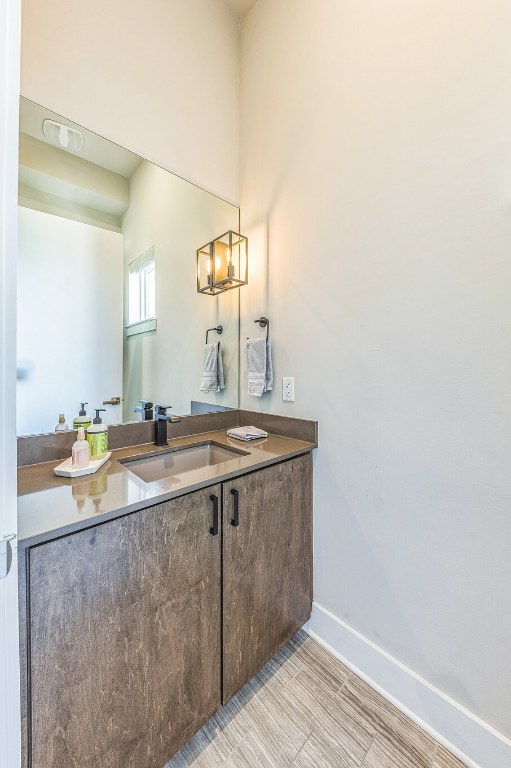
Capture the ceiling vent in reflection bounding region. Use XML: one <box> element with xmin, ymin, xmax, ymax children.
<box><xmin>42</xmin><ymin>119</ymin><xmax>84</xmax><ymax>152</ymax></box>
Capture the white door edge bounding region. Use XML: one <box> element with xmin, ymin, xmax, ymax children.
<box><xmin>0</xmin><ymin>0</ymin><xmax>22</xmax><ymax>766</ymax></box>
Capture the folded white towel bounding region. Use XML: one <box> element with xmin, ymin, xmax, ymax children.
<box><xmin>246</xmin><ymin>338</ymin><xmax>273</xmax><ymax>397</ymax></box>
<box><xmin>200</xmin><ymin>342</ymin><xmax>225</xmax><ymax>392</ymax></box>
<box><xmin>227</xmin><ymin>426</ymin><xmax>268</xmax><ymax>441</ymax></box>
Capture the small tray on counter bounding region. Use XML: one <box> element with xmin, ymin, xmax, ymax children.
<box><xmin>54</xmin><ymin>452</ymin><xmax>112</xmax><ymax>478</ymax></box>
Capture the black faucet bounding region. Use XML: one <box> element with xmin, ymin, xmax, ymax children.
<box><xmin>153</xmin><ymin>404</ymin><xmax>180</xmax><ymax>446</ymax></box>
<box><xmin>154</xmin><ymin>405</ymin><xmax>171</xmax><ymax>446</ymax></box>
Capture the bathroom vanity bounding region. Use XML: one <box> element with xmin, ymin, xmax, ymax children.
<box><xmin>18</xmin><ymin>417</ymin><xmax>316</xmax><ymax>768</ymax></box>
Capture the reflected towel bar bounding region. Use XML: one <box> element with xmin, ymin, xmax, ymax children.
<box><xmin>206</xmin><ymin>325</ymin><xmax>223</xmax><ymax>343</ymax></box>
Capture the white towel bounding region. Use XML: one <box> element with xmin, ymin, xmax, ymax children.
<box><xmin>246</xmin><ymin>338</ymin><xmax>273</xmax><ymax>397</ymax></box>
<box><xmin>200</xmin><ymin>342</ymin><xmax>225</xmax><ymax>392</ymax></box>
<box><xmin>265</xmin><ymin>339</ymin><xmax>273</xmax><ymax>391</ymax></box>
<box><xmin>227</xmin><ymin>426</ymin><xmax>268</xmax><ymax>441</ymax></box>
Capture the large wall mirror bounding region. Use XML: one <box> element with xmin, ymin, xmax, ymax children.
<box><xmin>17</xmin><ymin>98</ymin><xmax>240</xmax><ymax>436</ymax></box>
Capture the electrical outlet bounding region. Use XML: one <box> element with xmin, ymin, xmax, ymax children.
<box><xmin>282</xmin><ymin>377</ymin><xmax>295</xmax><ymax>402</ymax></box>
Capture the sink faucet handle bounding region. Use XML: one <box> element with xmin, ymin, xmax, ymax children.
<box><xmin>154</xmin><ymin>404</ymin><xmax>172</xmax><ymax>416</ymax></box>
<box><xmin>134</xmin><ymin>401</ymin><xmax>154</xmax><ymax>420</ymax></box>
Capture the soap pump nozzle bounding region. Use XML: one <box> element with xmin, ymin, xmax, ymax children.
<box><xmin>93</xmin><ymin>408</ymin><xmax>106</xmax><ymax>424</ymax></box>
<box><xmin>79</xmin><ymin>402</ymin><xmax>88</xmax><ymax>416</ymax></box>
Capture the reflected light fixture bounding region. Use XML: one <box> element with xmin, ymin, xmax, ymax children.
<box><xmin>197</xmin><ymin>230</ymin><xmax>248</xmax><ymax>295</ymax></box>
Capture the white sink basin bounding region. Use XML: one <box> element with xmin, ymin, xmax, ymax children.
<box><xmin>120</xmin><ymin>441</ymin><xmax>249</xmax><ymax>483</ymax></box>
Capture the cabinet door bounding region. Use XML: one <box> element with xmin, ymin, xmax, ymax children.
<box><xmin>222</xmin><ymin>454</ymin><xmax>312</xmax><ymax>703</ymax></box>
<box><xmin>28</xmin><ymin>486</ymin><xmax>222</xmax><ymax>768</ymax></box>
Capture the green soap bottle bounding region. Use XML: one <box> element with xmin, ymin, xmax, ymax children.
<box><xmin>86</xmin><ymin>409</ymin><xmax>108</xmax><ymax>458</ymax></box>
<box><xmin>73</xmin><ymin>403</ymin><xmax>92</xmax><ymax>431</ymax></box>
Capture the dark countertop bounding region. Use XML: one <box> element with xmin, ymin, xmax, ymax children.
<box><xmin>17</xmin><ymin>429</ymin><xmax>316</xmax><ymax>549</ymax></box>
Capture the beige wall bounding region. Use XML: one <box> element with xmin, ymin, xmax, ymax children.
<box><xmin>20</xmin><ymin>0</ymin><xmax>240</xmax><ymax>203</ymax></box>
<box><xmin>240</xmin><ymin>0</ymin><xmax>511</xmax><ymax>749</ymax></box>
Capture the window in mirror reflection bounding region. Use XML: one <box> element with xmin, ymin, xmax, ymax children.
<box><xmin>128</xmin><ymin>245</ymin><xmax>156</xmax><ymax>325</ymax></box>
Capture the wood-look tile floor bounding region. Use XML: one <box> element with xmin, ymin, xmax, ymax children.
<box><xmin>166</xmin><ymin>630</ymin><xmax>468</xmax><ymax>768</ymax></box>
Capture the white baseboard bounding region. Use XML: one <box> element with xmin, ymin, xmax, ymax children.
<box><xmin>306</xmin><ymin>603</ymin><xmax>511</xmax><ymax>768</ymax></box>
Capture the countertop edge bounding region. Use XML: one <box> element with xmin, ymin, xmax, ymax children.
<box><xmin>18</xmin><ymin>432</ymin><xmax>316</xmax><ymax>550</ymax></box>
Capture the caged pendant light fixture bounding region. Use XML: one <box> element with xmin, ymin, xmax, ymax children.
<box><xmin>197</xmin><ymin>230</ymin><xmax>248</xmax><ymax>295</ymax></box>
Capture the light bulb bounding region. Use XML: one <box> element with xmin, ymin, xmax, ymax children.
<box><xmin>226</xmin><ymin>247</ymin><xmax>234</xmax><ymax>280</ymax></box>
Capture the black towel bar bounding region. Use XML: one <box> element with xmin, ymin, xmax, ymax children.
<box><xmin>205</xmin><ymin>325</ymin><xmax>223</xmax><ymax>343</ymax></box>
<box><xmin>253</xmin><ymin>316</ymin><xmax>269</xmax><ymax>340</ymax></box>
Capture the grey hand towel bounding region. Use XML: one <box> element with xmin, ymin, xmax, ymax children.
<box><xmin>246</xmin><ymin>338</ymin><xmax>273</xmax><ymax>397</ymax></box>
<box><xmin>265</xmin><ymin>339</ymin><xmax>273</xmax><ymax>392</ymax></box>
<box><xmin>200</xmin><ymin>342</ymin><xmax>225</xmax><ymax>392</ymax></box>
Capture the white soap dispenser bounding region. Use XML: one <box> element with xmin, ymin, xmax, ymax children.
<box><xmin>72</xmin><ymin>426</ymin><xmax>90</xmax><ymax>468</ymax></box>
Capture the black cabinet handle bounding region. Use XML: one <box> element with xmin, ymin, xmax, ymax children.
<box><xmin>231</xmin><ymin>488</ymin><xmax>239</xmax><ymax>527</ymax></box>
<box><xmin>210</xmin><ymin>495</ymin><xmax>219</xmax><ymax>536</ymax></box>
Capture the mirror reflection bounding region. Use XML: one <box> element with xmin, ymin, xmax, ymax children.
<box><xmin>17</xmin><ymin>98</ymin><xmax>240</xmax><ymax>437</ymax></box>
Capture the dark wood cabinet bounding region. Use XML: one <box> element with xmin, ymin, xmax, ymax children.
<box><xmin>222</xmin><ymin>453</ymin><xmax>313</xmax><ymax>702</ymax></box>
<box><xmin>21</xmin><ymin>454</ymin><xmax>313</xmax><ymax>767</ymax></box>
<box><xmin>27</xmin><ymin>485</ymin><xmax>222</xmax><ymax>768</ymax></box>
